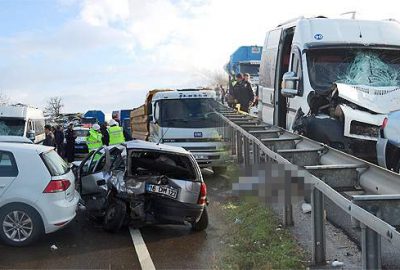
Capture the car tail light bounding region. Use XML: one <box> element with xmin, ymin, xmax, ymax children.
<box><xmin>382</xmin><ymin>117</ymin><xmax>388</xmax><ymax>129</ymax></box>
<box><xmin>198</xmin><ymin>182</ymin><xmax>207</xmax><ymax>205</ymax></box>
<box><xmin>43</xmin><ymin>180</ymin><xmax>71</xmax><ymax>193</ymax></box>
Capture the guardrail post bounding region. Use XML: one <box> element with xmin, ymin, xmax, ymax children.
<box><xmin>253</xmin><ymin>143</ymin><xmax>259</xmax><ymax>164</ymax></box>
<box><xmin>243</xmin><ymin>138</ymin><xmax>250</xmax><ymax>166</ymax></box>
<box><xmin>230</xmin><ymin>127</ymin><xmax>236</xmax><ymax>155</ymax></box>
<box><xmin>236</xmin><ymin>131</ymin><xmax>243</xmax><ymax>163</ymax></box>
<box><xmin>283</xmin><ymin>172</ymin><xmax>294</xmax><ymax>226</ymax></box>
<box><xmin>361</xmin><ymin>223</ymin><xmax>381</xmax><ymax>270</ymax></box>
<box><xmin>312</xmin><ymin>187</ymin><xmax>326</xmax><ymax>265</ymax></box>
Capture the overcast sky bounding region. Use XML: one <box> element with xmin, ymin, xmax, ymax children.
<box><xmin>1</xmin><ymin>0</ymin><xmax>399</xmax><ymax>113</ymax></box>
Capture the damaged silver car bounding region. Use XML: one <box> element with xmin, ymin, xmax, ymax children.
<box><xmin>75</xmin><ymin>140</ymin><xmax>208</xmax><ymax>232</ymax></box>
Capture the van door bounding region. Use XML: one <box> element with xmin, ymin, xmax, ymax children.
<box><xmin>0</xmin><ymin>151</ymin><xmax>19</xmax><ymax>198</ymax></box>
<box><xmin>286</xmin><ymin>47</ymin><xmax>303</xmax><ymax>129</ymax></box>
<box><xmin>259</xmin><ymin>29</ymin><xmax>282</xmax><ymax>125</ymax></box>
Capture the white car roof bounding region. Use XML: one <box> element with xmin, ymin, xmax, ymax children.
<box><xmin>0</xmin><ymin>136</ymin><xmax>33</xmax><ymax>144</ymax></box>
<box><xmin>0</xmin><ymin>142</ymin><xmax>53</xmax><ymax>154</ymax></box>
<box><xmin>124</xmin><ymin>139</ymin><xmax>189</xmax><ymax>155</ymax></box>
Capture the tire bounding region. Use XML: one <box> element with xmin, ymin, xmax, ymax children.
<box><xmin>192</xmin><ymin>207</ymin><xmax>208</xmax><ymax>232</ymax></box>
<box><xmin>0</xmin><ymin>203</ymin><xmax>43</xmax><ymax>247</ymax></box>
<box><xmin>212</xmin><ymin>166</ymin><xmax>227</xmax><ymax>175</ymax></box>
<box><xmin>103</xmin><ymin>200</ymin><xmax>126</xmax><ymax>233</ymax></box>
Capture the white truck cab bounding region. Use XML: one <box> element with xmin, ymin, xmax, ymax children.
<box><xmin>259</xmin><ymin>17</ymin><xmax>400</xmax><ymax>158</ymax></box>
<box><xmin>0</xmin><ymin>104</ymin><xmax>45</xmax><ymax>144</ymax></box>
<box><xmin>149</xmin><ymin>90</ymin><xmax>230</xmax><ymax>173</ymax></box>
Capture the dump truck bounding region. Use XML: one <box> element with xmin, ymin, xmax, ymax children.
<box><xmin>130</xmin><ymin>89</ymin><xmax>230</xmax><ymax>174</ymax></box>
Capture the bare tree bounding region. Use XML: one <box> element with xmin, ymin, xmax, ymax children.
<box><xmin>0</xmin><ymin>91</ymin><xmax>9</xmax><ymax>105</ymax></box>
<box><xmin>198</xmin><ymin>68</ymin><xmax>229</xmax><ymax>88</ymax></box>
<box><xmin>45</xmin><ymin>96</ymin><xmax>64</xmax><ymax>118</ymax></box>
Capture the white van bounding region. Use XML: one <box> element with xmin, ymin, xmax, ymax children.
<box><xmin>0</xmin><ymin>104</ymin><xmax>45</xmax><ymax>144</ymax></box>
<box><xmin>259</xmin><ymin>17</ymin><xmax>400</xmax><ymax>159</ymax></box>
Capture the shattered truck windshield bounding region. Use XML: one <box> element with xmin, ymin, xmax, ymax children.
<box><xmin>159</xmin><ymin>98</ymin><xmax>218</xmax><ymax>128</ymax></box>
<box><xmin>307</xmin><ymin>48</ymin><xmax>400</xmax><ymax>93</ymax></box>
<box><xmin>0</xmin><ymin>118</ymin><xmax>25</xmax><ymax>136</ymax></box>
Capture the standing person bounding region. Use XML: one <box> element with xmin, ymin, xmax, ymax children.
<box><xmin>100</xmin><ymin>123</ymin><xmax>110</xmax><ymax>146</ymax></box>
<box><xmin>108</xmin><ymin>119</ymin><xmax>125</xmax><ymax>145</ymax></box>
<box><xmin>54</xmin><ymin>125</ymin><xmax>65</xmax><ymax>156</ymax></box>
<box><xmin>227</xmin><ymin>74</ymin><xmax>242</xmax><ymax>108</ymax></box>
<box><xmin>43</xmin><ymin>125</ymin><xmax>55</xmax><ymax>147</ymax></box>
<box><xmin>65</xmin><ymin>123</ymin><xmax>76</xmax><ymax>162</ymax></box>
<box><xmin>219</xmin><ymin>84</ymin><xmax>226</xmax><ymax>104</ymax></box>
<box><xmin>243</xmin><ymin>73</ymin><xmax>258</xmax><ymax>107</ymax></box>
<box><xmin>87</xmin><ymin>124</ymin><xmax>103</xmax><ymax>151</ymax></box>
<box><xmin>233</xmin><ymin>73</ymin><xmax>254</xmax><ymax>113</ymax></box>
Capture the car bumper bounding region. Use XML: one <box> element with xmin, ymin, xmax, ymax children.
<box><xmin>151</xmin><ymin>197</ymin><xmax>204</xmax><ymax>224</ymax></box>
<box><xmin>377</xmin><ymin>137</ymin><xmax>389</xmax><ymax>168</ymax></box>
<box><xmin>192</xmin><ymin>151</ymin><xmax>231</xmax><ymax>168</ymax></box>
<box><xmin>38</xmin><ymin>190</ymin><xmax>80</xmax><ymax>234</ymax></box>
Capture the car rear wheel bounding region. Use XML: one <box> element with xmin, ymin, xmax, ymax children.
<box><xmin>192</xmin><ymin>207</ymin><xmax>208</xmax><ymax>231</ymax></box>
<box><xmin>212</xmin><ymin>166</ymin><xmax>227</xmax><ymax>175</ymax></box>
<box><xmin>0</xmin><ymin>204</ymin><xmax>43</xmax><ymax>247</ymax></box>
<box><xmin>103</xmin><ymin>200</ymin><xmax>126</xmax><ymax>233</ymax></box>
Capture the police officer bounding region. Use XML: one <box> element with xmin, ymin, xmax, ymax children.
<box><xmin>87</xmin><ymin>124</ymin><xmax>103</xmax><ymax>151</ymax></box>
<box><xmin>108</xmin><ymin>119</ymin><xmax>125</xmax><ymax>145</ymax></box>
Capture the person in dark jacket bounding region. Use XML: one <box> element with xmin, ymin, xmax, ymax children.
<box><xmin>54</xmin><ymin>125</ymin><xmax>64</xmax><ymax>156</ymax></box>
<box><xmin>233</xmin><ymin>73</ymin><xmax>254</xmax><ymax>113</ymax></box>
<box><xmin>100</xmin><ymin>123</ymin><xmax>110</xmax><ymax>146</ymax></box>
<box><xmin>43</xmin><ymin>125</ymin><xmax>55</xmax><ymax>147</ymax></box>
<box><xmin>65</xmin><ymin>123</ymin><xmax>76</xmax><ymax>163</ymax></box>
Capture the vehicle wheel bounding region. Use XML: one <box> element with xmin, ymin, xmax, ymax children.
<box><xmin>103</xmin><ymin>200</ymin><xmax>126</xmax><ymax>233</ymax></box>
<box><xmin>192</xmin><ymin>207</ymin><xmax>208</xmax><ymax>231</ymax></box>
<box><xmin>0</xmin><ymin>203</ymin><xmax>43</xmax><ymax>247</ymax></box>
<box><xmin>212</xmin><ymin>166</ymin><xmax>227</xmax><ymax>175</ymax></box>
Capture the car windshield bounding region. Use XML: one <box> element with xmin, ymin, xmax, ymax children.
<box><xmin>81</xmin><ymin>118</ymin><xmax>96</xmax><ymax>124</ymax></box>
<box><xmin>0</xmin><ymin>118</ymin><xmax>25</xmax><ymax>136</ymax></box>
<box><xmin>74</xmin><ymin>129</ymin><xmax>89</xmax><ymax>137</ymax></box>
<box><xmin>307</xmin><ymin>48</ymin><xmax>400</xmax><ymax>93</ymax></box>
<box><xmin>239</xmin><ymin>64</ymin><xmax>259</xmax><ymax>76</ymax></box>
<box><xmin>41</xmin><ymin>150</ymin><xmax>70</xmax><ymax>176</ymax></box>
<box><xmin>159</xmin><ymin>98</ymin><xmax>219</xmax><ymax>128</ymax></box>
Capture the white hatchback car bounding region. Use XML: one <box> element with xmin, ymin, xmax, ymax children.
<box><xmin>0</xmin><ymin>143</ymin><xmax>79</xmax><ymax>246</ymax></box>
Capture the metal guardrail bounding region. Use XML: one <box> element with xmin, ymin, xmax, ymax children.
<box><xmin>215</xmin><ymin>105</ymin><xmax>400</xmax><ymax>269</ymax></box>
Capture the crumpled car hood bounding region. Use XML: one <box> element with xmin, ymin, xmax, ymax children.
<box><xmin>335</xmin><ymin>83</ymin><xmax>400</xmax><ymax>114</ymax></box>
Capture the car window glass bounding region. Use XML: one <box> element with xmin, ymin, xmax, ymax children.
<box><xmin>41</xmin><ymin>150</ymin><xmax>69</xmax><ymax>176</ymax></box>
<box><xmin>0</xmin><ymin>151</ymin><xmax>18</xmax><ymax>177</ymax></box>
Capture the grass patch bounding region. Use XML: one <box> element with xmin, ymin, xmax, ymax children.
<box><xmin>217</xmin><ymin>201</ymin><xmax>305</xmax><ymax>269</ymax></box>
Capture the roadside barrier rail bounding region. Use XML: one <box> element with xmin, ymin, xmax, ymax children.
<box><xmin>215</xmin><ymin>105</ymin><xmax>400</xmax><ymax>269</ymax></box>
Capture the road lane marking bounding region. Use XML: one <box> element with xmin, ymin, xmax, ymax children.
<box><xmin>129</xmin><ymin>227</ymin><xmax>156</xmax><ymax>270</ymax></box>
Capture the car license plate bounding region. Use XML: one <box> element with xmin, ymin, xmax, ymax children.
<box><xmin>147</xmin><ymin>184</ymin><xmax>178</xmax><ymax>199</ymax></box>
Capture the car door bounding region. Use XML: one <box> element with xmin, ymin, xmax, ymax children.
<box><xmin>0</xmin><ymin>151</ymin><xmax>19</xmax><ymax>198</ymax></box>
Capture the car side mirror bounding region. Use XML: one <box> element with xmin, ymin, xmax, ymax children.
<box><xmin>27</xmin><ymin>130</ymin><xmax>35</xmax><ymax>141</ymax></box>
<box><xmin>281</xmin><ymin>71</ymin><xmax>300</xmax><ymax>98</ymax></box>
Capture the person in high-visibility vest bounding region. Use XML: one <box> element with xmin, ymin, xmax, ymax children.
<box><xmin>86</xmin><ymin>124</ymin><xmax>103</xmax><ymax>151</ymax></box>
<box><xmin>108</xmin><ymin>119</ymin><xmax>125</xmax><ymax>145</ymax></box>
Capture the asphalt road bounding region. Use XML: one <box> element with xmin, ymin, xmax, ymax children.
<box><xmin>0</xmin><ymin>170</ymin><xmax>229</xmax><ymax>269</ymax></box>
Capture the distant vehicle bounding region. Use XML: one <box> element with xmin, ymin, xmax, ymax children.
<box><xmin>377</xmin><ymin>111</ymin><xmax>400</xmax><ymax>172</ymax></box>
<box><xmin>75</xmin><ymin>140</ymin><xmax>208</xmax><ymax>232</ymax></box>
<box><xmin>0</xmin><ymin>143</ymin><xmax>79</xmax><ymax>246</ymax></box>
<box><xmin>83</xmin><ymin>110</ymin><xmax>105</xmax><ymax>127</ymax></box>
<box><xmin>0</xmin><ymin>104</ymin><xmax>45</xmax><ymax>144</ymax></box>
<box><xmin>64</xmin><ymin>127</ymin><xmax>90</xmax><ymax>155</ymax></box>
<box><xmin>130</xmin><ymin>89</ymin><xmax>230</xmax><ymax>174</ymax></box>
<box><xmin>112</xmin><ymin>109</ymin><xmax>132</xmax><ymax>135</ymax></box>
<box><xmin>258</xmin><ymin>17</ymin><xmax>400</xmax><ymax>159</ymax></box>
<box><xmin>224</xmin><ymin>46</ymin><xmax>262</xmax><ymax>86</ymax></box>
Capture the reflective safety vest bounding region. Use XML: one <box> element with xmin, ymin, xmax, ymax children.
<box><xmin>87</xmin><ymin>129</ymin><xmax>103</xmax><ymax>151</ymax></box>
<box><xmin>108</xmin><ymin>125</ymin><xmax>125</xmax><ymax>145</ymax></box>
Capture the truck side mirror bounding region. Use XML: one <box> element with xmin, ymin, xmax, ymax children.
<box><xmin>27</xmin><ymin>130</ymin><xmax>35</xmax><ymax>141</ymax></box>
<box><xmin>281</xmin><ymin>71</ymin><xmax>300</xmax><ymax>98</ymax></box>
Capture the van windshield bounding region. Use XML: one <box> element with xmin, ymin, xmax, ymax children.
<box><xmin>0</xmin><ymin>118</ymin><xmax>25</xmax><ymax>136</ymax></box>
<box><xmin>239</xmin><ymin>64</ymin><xmax>259</xmax><ymax>76</ymax></box>
<box><xmin>159</xmin><ymin>98</ymin><xmax>219</xmax><ymax>128</ymax></box>
<box><xmin>307</xmin><ymin>48</ymin><xmax>400</xmax><ymax>93</ymax></box>
<box><xmin>81</xmin><ymin>118</ymin><xmax>97</xmax><ymax>124</ymax></box>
